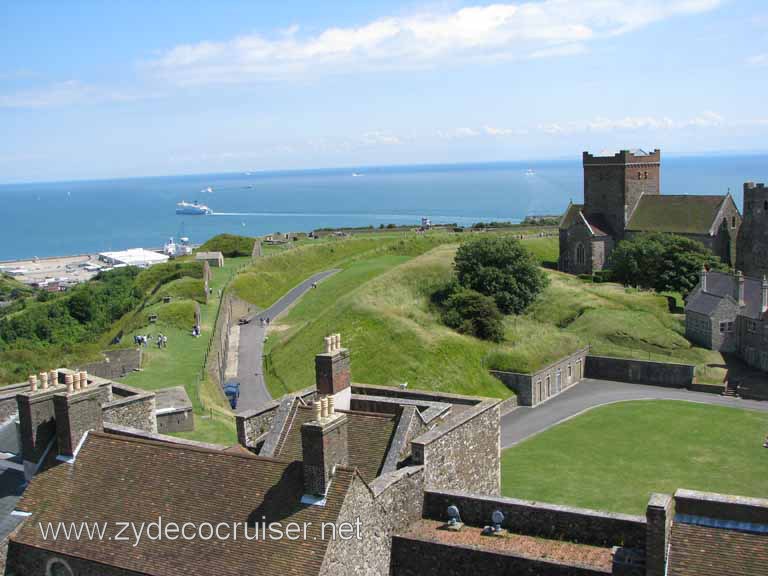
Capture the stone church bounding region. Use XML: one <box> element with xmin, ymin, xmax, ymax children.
<box><xmin>559</xmin><ymin>149</ymin><xmax>742</xmax><ymax>275</ymax></box>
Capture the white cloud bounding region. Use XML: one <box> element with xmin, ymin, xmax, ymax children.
<box><xmin>0</xmin><ymin>80</ymin><xmax>160</xmax><ymax>109</ymax></box>
<box><xmin>360</xmin><ymin>131</ymin><xmax>402</xmax><ymax>146</ymax></box>
<box><xmin>747</xmin><ymin>53</ymin><xmax>768</xmax><ymax>67</ymax></box>
<box><xmin>145</xmin><ymin>0</ymin><xmax>721</xmax><ymax>85</ymax></box>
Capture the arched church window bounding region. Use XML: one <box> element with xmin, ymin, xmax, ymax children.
<box><xmin>576</xmin><ymin>243</ymin><xmax>585</xmax><ymax>265</ymax></box>
<box><xmin>47</xmin><ymin>558</ymin><xmax>73</xmax><ymax>576</ymax></box>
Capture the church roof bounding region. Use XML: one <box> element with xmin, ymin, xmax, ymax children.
<box><xmin>559</xmin><ymin>204</ymin><xmax>610</xmax><ymax>236</ymax></box>
<box><xmin>559</xmin><ymin>203</ymin><xmax>584</xmax><ymax>230</ymax></box>
<box><xmin>626</xmin><ymin>195</ymin><xmax>728</xmax><ymax>235</ymax></box>
<box><xmin>12</xmin><ymin>432</ymin><xmax>356</xmax><ymax>576</ymax></box>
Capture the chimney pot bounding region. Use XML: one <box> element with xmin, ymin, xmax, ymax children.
<box><xmin>328</xmin><ymin>395</ymin><xmax>335</xmax><ymax>415</ymax></box>
<box><xmin>313</xmin><ymin>400</ymin><xmax>322</xmax><ymax>422</ymax></box>
<box><xmin>80</xmin><ymin>371</ymin><xmax>88</xmax><ymax>388</ymax></box>
<box><xmin>65</xmin><ymin>374</ymin><xmax>74</xmax><ymax>394</ymax></box>
<box><xmin>321</xmin><ymin>396</ymin><xmax>329</xmax><ymax>419</ymax></box>
<box><xmin>49</xmin><ymin>370</ymin><xmax>58</xmax><ymax>387</ymax></box>
<box><xmin>700</xmin><ymin>266</ymin><xmax>708</xmax><ymax>292</ymax></box>
<box><xmin>40</xmin><ymin>372</ymin><xmax>49</xmax><ymax>390</ymax></box>
<box><xmin>28</xmin><ymin>375</ymin><xmax>37</xmax><ymax>392</ymax></box>
<box><xmin>736</xmin><ymin>271</ymin><xmax>745</xmax><ymax>307</ymax></box>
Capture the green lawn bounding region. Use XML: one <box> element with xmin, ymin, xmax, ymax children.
<box><xmin>501</xmin><ymin>401</ymin><xmax>768</xmax><ymax>514</ymax></box>
<box><xmin>117</xmin><ymin>256</ymin><xmax>251</xmax><ymax>443</ymax></box>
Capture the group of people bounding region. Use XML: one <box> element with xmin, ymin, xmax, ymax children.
<box><xmin>133</xmin><ymin>334</ymin><xmax>168</xmax><ymax>349</ymax></box>
<box><xmin>259</xmin><ymin>317</ymin><xmax>271</xmax><ymax>327</ymax></box>
<box><xmin>191</xmin><ymin>324</ymin><xmax>201</xmax><ymax>337</ymax></box>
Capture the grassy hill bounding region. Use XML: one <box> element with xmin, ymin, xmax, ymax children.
<box><xmin>264</xmin><ymin>236</ymin><xmax>726</xmax><ymax>399</ymax></box>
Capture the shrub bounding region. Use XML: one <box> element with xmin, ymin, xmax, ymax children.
<box><xmin>454</xmin><ymin>235</ymin><xmax>549</xmax><ymax>314</ymax></box>
<box><xmin>435</xmin><ymin>284</ymin><xmax>505</xmax><ymax>342</ymax></box>
<box><xmin>198</xmin><ymin>234</ymin><xmax>256</xmax><ymax>257</ymax></box>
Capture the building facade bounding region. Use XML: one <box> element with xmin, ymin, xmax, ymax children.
<box><xmin>736</xmin><ymin>182</ymin><xmax>768</xmax><ymax>278</ymax></box>
<box><xmin>685</xmin><ymin>268</ymin><xmax>768</xmax><ymax>372</ymax></box>
<box><xmin>559</xmin><ymin>149</ymin><xmax>742</xmax><ymax>275</ymax></box>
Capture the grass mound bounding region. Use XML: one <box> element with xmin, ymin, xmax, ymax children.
<box><xmin>501</xmin><ymin>401</ymin><xmax>768</xmax><ymax>514</ymax></box>
<box><xmin>198</xmin><ymin>234</ymin><xmax>257</xmax><ymax>257</ymax></box>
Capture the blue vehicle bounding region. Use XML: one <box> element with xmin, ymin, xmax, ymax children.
<box><xmin>223</xmin><ymin>380</ymin><xmax>241</xmax><ymax>410</ymax></box>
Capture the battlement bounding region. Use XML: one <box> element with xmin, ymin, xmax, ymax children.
<box><xmin>583</xmin><ymin>148</ymin><xmax>661</xmax><ymax>166</ymax></box>
<box><xmin>744</xmin><ymin>182</ymin><xmax>766</xmax><ymax>192</ymax></box>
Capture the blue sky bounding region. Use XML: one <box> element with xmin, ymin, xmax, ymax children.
<box><xmin>1</xmin><ymin>0</ymin><xmax>767</xmax><ymax>182</ymax></box>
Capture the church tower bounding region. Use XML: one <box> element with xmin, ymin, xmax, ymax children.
<box><xmin>737</xmin><ymin>182</ymin><xmax>768</xmax><ymax>278</ymax></box>
<box><xmin>582</xmin><ymin>149</ymin><xmax>661</xmax><ymax>239</ymax></box>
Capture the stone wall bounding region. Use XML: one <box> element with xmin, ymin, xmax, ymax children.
<box><xmin>674</xmin><ymin>488</ymin><xmax>768</xmax><ymax>524</ymax></box>
<box><xmin>0</xmin><ymin>382</ymin><xmax>29</xmax><ymax>424</ymax></box>
<box><xmin>390</xmin><ymin>536</ymin><xmax>610</xmax><ymax>576</ymax></box>
<box><xmin>235</xmin><ymin>400</ymin><xmax>280</xmax><ymax>448</ymax></box>
<box><xmin>645</xmin><ymin>493</ymin><xmax>673</xmax><ymax>576</ymax></box>
<box><xmin>81</xmin><ymin>348</ymin><xmax>142</xmax><ymax>381</ymax></box>
<box><xmin>411</xmin><ymin>399</ymin><xmax>500</xmax><ymax>496</ymax></box>
<box><xmin>156</xmin><ymin>408</ymin><xmax>194</xmax><ymax>433</ymax></box>
<box><xmin>585</xmin><ymin>355</ymin><xmax>694</xmax><ymax>387</ymax></box>
<box><xmin>5</xmin><ymin>543</ymin><xmax>147</xmax><ymax>576</ymax></box>
<box><xmin>736</xmin><ymin>315</ymin><xmax>768</xmax><ymax>372</ymax></box>
<box><xmin>422</xmin><ymin>491</ymin><xmax>647</xmax><ymax>549</ymax></box>
<box><xmin>321</xmin><ymin>466</ymin><xmax>425</xmax><ymax>576</ymax></box>
<box><xmin>490</xmin><ymin>348</ymin><xmax>588</xmax><ymax>406</ymax></box>
<box><xmin>101</xmin><ymin>383</ymin><xmax>157</xmax><ymax>433</ymax></box>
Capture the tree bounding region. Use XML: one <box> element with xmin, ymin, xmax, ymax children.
<box><xmin>440</xmin><ymin>288</ymin><xmax>505</xmax><ymax>342</ymax></box>
<box><xmin>610</xmin><ymin>232</ymin><xmax>727</xmax><ymax>295</ymax></box>
<box><xmin>454</xmin><ymin>236</ymin><xmax>549</xmax><ymax>314</ymax></box>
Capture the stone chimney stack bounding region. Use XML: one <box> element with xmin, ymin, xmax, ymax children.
<box><xmin>700</xmin><ymin>266</ymin><xmax>708</xmax><ymax>293</ymax></box>
<box><xmin>735</xmin><ymin>271</ymin><xmax>745</xmax><ymax>307</ymax></box>
<box><xmin>315</xmin><ymin>333</ymin><xmax>351</xmax><ymax>411</ymax></box>
<box><xmin>762</xmin><ymin>276</ymin><xmax>768</xmax><ymax>314</ymax></box>
<box><xmin>301</xmin><ymin>399</ymin><xmax>348</xmax><ymax>497</ymax></box>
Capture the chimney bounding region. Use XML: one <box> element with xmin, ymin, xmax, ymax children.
<box><xmin>315</xmin><ymin>333</ymin><xmax>351</xmax><ymax>411</ymax></box>
<box><xmin>762</xmin><ymin>276</ymin><xmax>768</xmax><ymax>314</ymax></box>
<box><xmin>735</xmin><ymin>271</ymin><xmax>745</xmax><ymax>307</ymax></box>
<box><xmin>17</xmin><ymin>369</ymin><xmax>62</xmax><ymax>479</ymax></box>
<box><xmin>700</xmin><ymin>266</ymin><xmax>708</xmax><ymax>293</ymax></box>
<box><xmin>53</xmin><ymin>370</ymin><xmax>103</xmax><ymax>458</ymax></box>
<box><xmin>301</xmin><ymin>399</ymin><xmax>348</xmax><ymax>498</ymax></box>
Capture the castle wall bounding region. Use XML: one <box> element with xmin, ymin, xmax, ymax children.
<box><xmin>411</xmin><ymin>400</ymin><xmax>500</xmax><ymax>496</ymax></box>
<box><xmin>421</xmin><ymin>490</ymin><xmax>647</xmax><ymax>549</ymax></box>
<box><xmin>585</xmin><ymin>356</ymin><xmax>695</xmax><ymax>387</ymax></box>
<box><xmin>101</xmin><ymin>384</ymin><xmax>157</xmax><ymax>433</ymax></box>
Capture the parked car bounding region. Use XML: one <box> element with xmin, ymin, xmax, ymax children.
<box><xmin>223</xmin><ymin>380</ymin><xmax>241</xmax><ymax>409</ymax></box>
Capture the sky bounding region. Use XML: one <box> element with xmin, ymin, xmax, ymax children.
<box><xmin>1</xmin><ymin>0</ymin><xmax>767</xmax><ymax>183</ymax></box>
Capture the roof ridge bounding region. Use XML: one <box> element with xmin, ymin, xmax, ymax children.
<box><xmin>296</xmin><ymin>405</ymin><xmax>397</xmax><ymax>419</ymax></box>
<box><xmin>88</xmin><ymin>431</ymin><xmax>288</xmax><ymax>464</ymax></box>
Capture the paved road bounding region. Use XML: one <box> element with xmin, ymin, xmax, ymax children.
<box><xmin>501</xmin><ymin>378</ymin><xmax>768</xmax><ymax>448</ymax></box>
<box><xmin>236</xmin><ymin>269</ymin><xmax>341</xmax><ymax>411</ymax></box>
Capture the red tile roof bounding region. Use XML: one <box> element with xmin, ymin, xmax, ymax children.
<box><xmin>667</xmin><ymin>522</ymin><xmax>768</xmax><ymax>576</ymax></box>
<box><xmin>13</xmin><ymin>432</ymin><xmax>356</xmax><ymax>576</ymax></box>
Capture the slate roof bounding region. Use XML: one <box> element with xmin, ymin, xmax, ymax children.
<box><xmin>559</xmin><ymin>203</ymin><xmax>584</xmax><ymax>230</ymax></box>
<box><xmin>626</xmin><ymin>195</ymin><xmax>727</xmax><ymax>235</ymax></box>
<box><xmin>667</xmin><ymin>522</ymin><xmax>768</xmax><ymax>576</ymax></box>
<box><xmin>686</xmin><ymin>271</ymin><xmax>766</xmax><ymax>320</ymax></box>
<box><xmin>559</xmin><ymin>204</ymin><xmax>610</xmax><ymax>236</ymax></box>
<box><xmin>13</xmin><ymin>432</ymin><xmax>356</xmax><ymax>576</ymax></box>
<box><xmin>275</xmin><ymin>404</ymin><xmax>397</xmax><ymax>483</ymax></box>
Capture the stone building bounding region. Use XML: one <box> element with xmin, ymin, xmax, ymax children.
<box><xmin>4</xmin><ymin>336</ymin><xmax>768</xmax><ymax>575</ymax></box>
<box><xmin>559</xmin><ymin>149</ymin><xmax>741</xmax><ymax>274</ymax></box>
<box><xmin>737</xmin><ymin>182</ymin><xmax>768</xmax><ymax>278</ymax></box>
<box><xmin>685</xmin><ymin>267</ymin><xmax>768</xmax><ymax>371</ymax></box>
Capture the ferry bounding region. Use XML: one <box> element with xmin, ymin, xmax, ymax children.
<box><xmin>176</xmin><ymin>200</ymin><xmax>212</xmax><ymax>215</ymax></box>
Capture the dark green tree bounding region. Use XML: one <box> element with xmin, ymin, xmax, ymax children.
<box><xmin>610</xmin><ymin>232</ymin><xmax>727</xmax><ymax>295</ymax></box>
<box><xmin>454</xmin><ymin>236</ymin><xmax>548</xmax><ymax>314</ymax></box>
<box><xmin>441</xmin><ymin>288</ymin><xmax>505</xmax><ymax>342</ymax></box>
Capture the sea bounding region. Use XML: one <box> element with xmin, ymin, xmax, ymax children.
<box><xmin>0</xmin><ymin>154</ymin><xmax>765</xmax><ymax>261</ymax></box>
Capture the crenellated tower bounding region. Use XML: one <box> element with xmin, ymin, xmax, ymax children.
<box><xmin>582</xmin><ymin>148</ymin><xmax>660</xmax><ymax>239</ymax></box>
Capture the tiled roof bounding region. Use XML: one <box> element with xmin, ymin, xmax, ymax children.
<box><xmin>667</xmin><ymin>522</ymin><xmax>768</xmax><ymax>576</ymax></box>
<box><xmin>275</xmin><ymin>405</ymin><xmax>397</xmax><ymax>482</ymax></box>
<box><xmin>626</xmin><ymin>195</ymin><xmax>727</xmax><ymax>235</ymax></box>
<box><xmin>559</xmin><ymin>204</ymin><xmax>584</xmax><ymax>230</ymax></box>
<box><xmin>13</xmin><ymin>433</ymin><xmax>355</xmax><ymax>576</ymax></box>
<box><xmin>686</xmin><ymin>290</ymin><xmax>731</xmax><ymax>316</ymax></box>
<box><xmin>583</xmin><ymin>213</ymin><xmax>611</xmax><ymax>237</ymax></box>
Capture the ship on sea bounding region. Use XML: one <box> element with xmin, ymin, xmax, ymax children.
<box><xmin>176</xmin><ymin>200</ymin><xmax>212</xmax><ymax>215</ymax></box>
